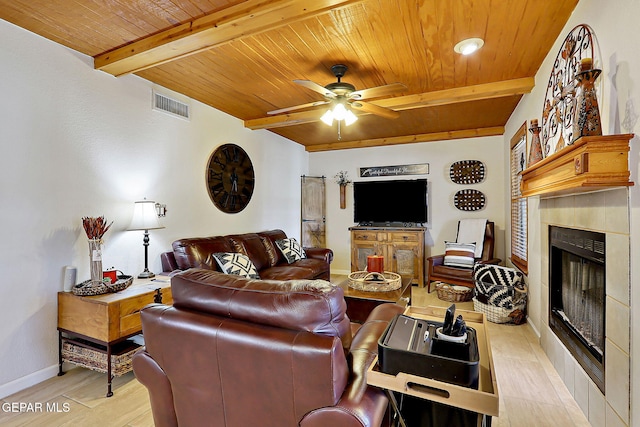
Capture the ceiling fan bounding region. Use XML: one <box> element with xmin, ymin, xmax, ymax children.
<box><xmin>267</xmin><ymin>64</ymin><xmax>407</xmax><ymax>123</ymax></box>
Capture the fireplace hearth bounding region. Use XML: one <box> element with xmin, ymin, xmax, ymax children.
<box><xmin>549</xmin><ymin>226</ymin><xmax>605</xmax><ymax>393</ymax></box>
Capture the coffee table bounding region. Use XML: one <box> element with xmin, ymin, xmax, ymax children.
<box><xmin>338</xmin><ymin>275</ymin><xmax>412</xmax><ymax>323</ymax></box>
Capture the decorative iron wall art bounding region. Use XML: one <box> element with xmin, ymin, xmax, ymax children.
<box><xmin>542</xmin><ymin>24</ymin><xmax>602</xmax><ymax>157</ymax></box>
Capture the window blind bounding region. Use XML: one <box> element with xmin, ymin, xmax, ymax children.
<box><xmin>510</xmin><ymin>128</ymin><xmax>528</xmax><ymax>274</ymax></box>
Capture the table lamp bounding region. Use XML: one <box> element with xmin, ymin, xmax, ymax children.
<box><xmin>128</xmin><ymin>199</ymin><xmax>164</xmax><ymax>278</ymax></box>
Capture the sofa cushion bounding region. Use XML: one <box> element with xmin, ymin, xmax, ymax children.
<box><xmin>259</xmin><ymin>265</ymin><xmax>316</xmax><ymax>281</ymax></box>
<box><xmin>260</xmin><ymin>236</ymin><xmax>280</xmax><ymax>267</ymax></box>
<box><xmin>257</xmin><ymin>229</ymin><xmax>289</xmax><ymax>264</ymax></box>
<box><xmin>171</xmin><ymin>268</ymin><xmax>352</xmax><ymax>349</ymax></box>
<box><xmin>172</xmin><ymin>236</ymin><xmax>235</xmax><ymax>271</ymax></box>
<box><xmin>276</xmin><ymin>238</ymin><xmax>307</xmax><ymax>264</ymax></box>
<box><xmin>228</xmin><ymin>233</ymin><xmax>271</xmax><ymax>271</ymax></box>
<box><xmin>443</xmin><ymin>241</ymin><xmax>476</xmax><ymax>268</ymax></box>
<box><xmin>285</xmin><ymin>257</ymin><xmax>329</xmax><ymax>278</ymax></box>
<box><xmin>213</xmin><ymin>252</ymin><xmax>260</xmax><ymax>279</ymax></box>
<box><xmin>432</xmin><ymin>264</ymin><xmax>475</xmax><ymax>280</ymax></box>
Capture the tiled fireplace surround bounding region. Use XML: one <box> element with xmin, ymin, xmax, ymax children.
<box><xmin>536</xmin><ymin>188</ymin><xmax>630</xmax><ymax>426</ymax></box>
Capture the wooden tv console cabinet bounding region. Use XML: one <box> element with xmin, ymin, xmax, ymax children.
<box><xmin>349</xmin><ymin>226</ymin><xmax>426</xmax><ymax>288</ymax></box>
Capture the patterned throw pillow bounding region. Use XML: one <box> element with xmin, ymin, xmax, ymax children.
<box><xmin>275</xmin><ymin>238</ymin><xmax>307</xmax><ymax>264</ymax></box>
<box><xmin>443</xmin><ymin>241</ymin><xmax>476</xmax><ymax>268</ymax></box>
<box><xmin>212</xmin><ymin>252</ymin><xmax>260</xmax><ymax>279</ymax></box>
<box><xmin>473</xmin><ymin>264</ymin><xmax>525</xmax><ymax>309</ymax></box>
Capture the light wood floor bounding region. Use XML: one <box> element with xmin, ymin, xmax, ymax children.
<box><xmin>0</xmin><ymin>283</ymin><xmax>591</xmax><ymax>427</ymax></box>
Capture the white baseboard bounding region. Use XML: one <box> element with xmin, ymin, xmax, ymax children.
<box><xmin>527</xmin><ymin>318</ymin><xmax>541</xmax><ymax>339</ymax></box>
<box><xmin>0</xmin><ymin>364</ymin><xmax>60</xmax><ymax>400</ymax></box>
<box><xmin>332</xmin><ymin>269</ymin><xmax>351</xmax><ymax>276</ymax></box>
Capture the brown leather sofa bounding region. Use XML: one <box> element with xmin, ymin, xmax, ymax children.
<box><xmin>133</xmin><ymin>268</ymin><xmax>404</xmax><ymax>427</ymax></box>
<box><xmin>160</xmin><ymin>229</ymin><xmax>333</xmax><ymax>281</ymax></box>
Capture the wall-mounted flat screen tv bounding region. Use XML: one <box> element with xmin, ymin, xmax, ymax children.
<box><xmin>353</xmin><ymin>179</ymin><xmax>428</xmax><ymax>224</ymax></box>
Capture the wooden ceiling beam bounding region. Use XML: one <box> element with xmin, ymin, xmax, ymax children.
<box><xmin>94</xmin><ymin>0</ymin><xmax>364</xmax><ymax>76</ymax></box>
<box><xmin>304</xmin><ymin>126</ymin><xmax>505</xmax><ymax>152</ymax></box>
<box><xmin>245</xmin><ymin>77</ymin><xmax>534</xmax><ymax>130</ymax></box>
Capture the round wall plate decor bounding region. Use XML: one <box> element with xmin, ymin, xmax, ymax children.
<box><xmin>454</xmin><ymin>189</ymin><xmax>486</xmax><ymax>211</ymax></box>
<box><xmin>449</xmin><ymin>160</ymin><xmax>485</xmax><ymax>184</ymax></box>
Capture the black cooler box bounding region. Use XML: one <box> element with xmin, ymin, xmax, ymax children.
<box><xmin>377</xmin><ymin>313</ymin><xmax>480</xmax><ymax>389</ymax></box>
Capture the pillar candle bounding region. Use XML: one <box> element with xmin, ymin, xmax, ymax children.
<box><xmin>367</xmin><ymin>255</ymin><xmax>384</xmax><ymax>273</ymax></box>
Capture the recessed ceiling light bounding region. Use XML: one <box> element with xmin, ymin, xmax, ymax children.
<box><xmin>454</xmin><ymin>38</ymin><xmax>484</xmax><ymax>55</ymax></box>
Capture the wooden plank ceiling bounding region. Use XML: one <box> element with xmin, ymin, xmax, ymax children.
<box><xmin>0</xmin><ymin>0</ymin><xmax>578</xmax><ymax>151</ymax></box>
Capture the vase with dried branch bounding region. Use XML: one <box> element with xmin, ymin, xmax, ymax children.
<box><xmin>334</xmin><ymin>171</ymin><xmax>352</xmax><ymax>209</ymax></box>
<box><xmin>82</xmin><ymin>216</ymin><xmax>113</xmax><ymax>284</ymax></box>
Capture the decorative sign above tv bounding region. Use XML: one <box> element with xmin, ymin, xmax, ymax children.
<box><xmin>449</xmin><ymin>160</ymin><xmax>485</xmax><ymax>184</ymax></box>
<box><xmin>359</xmin><ymin>163</ymin><xmax>429</xmax><ymax>178</ymax></box>
<box><xmin>353</xmin><ymin>179</ymin><xmax>428</xmax><ymax>225</ymax></box>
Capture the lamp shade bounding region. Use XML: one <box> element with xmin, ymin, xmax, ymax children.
<box><xmin>128</xmin><ymin>200</ymin><xmax>164</xmax><ymax>231</ymax></box>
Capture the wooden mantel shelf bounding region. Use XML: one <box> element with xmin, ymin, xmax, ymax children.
<box><xmin>520</xmin><ymin>134</ymin><xmax>634</xmax><ymax>197</ymax></box>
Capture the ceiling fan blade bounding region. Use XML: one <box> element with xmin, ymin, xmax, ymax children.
<box><xmin>350</xmin><ymin>101</ymin><xmax>400</xmax><ymax>119</ymax></box>
<box><xmin>294</xmin><ymin>79</ymin><xmax>337</xmax><ymax>98</ymax></box>
<box><xmin>349</xmin><ymin>82</ymin><xmax>407</xmax><ymax>100</ymax></box>
<box><xmin>267</xmin><ymin>100</ymin><xmax>331</xmax><ymax>115</ymax></box>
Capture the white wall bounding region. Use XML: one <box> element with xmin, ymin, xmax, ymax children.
<box><xmin>309</xmin><ymin>137</ymin><xmax>506</xmax><ymax>274</ymax></box>
<box><xmin>0</xmin><ymin>20</ymin><xmax>307</xmax><ymax>397</ymax></box>
<box><xmin>503</xmin><ymin>0</ymin><xmax>640</xmax><ymax>424</ymax></box>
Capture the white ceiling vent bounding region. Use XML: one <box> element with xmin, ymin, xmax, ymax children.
<box><xmin>153</xmin><ymin>91</ymin><xmax>190</xmax><ymax>120</ymax></box>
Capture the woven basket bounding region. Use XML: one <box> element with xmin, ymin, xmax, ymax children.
<box><xmin>435</xmin><ymin>282</ymin><xmax>473</xmax><ymax>302</ymax></box>
<box><xmin>348</xmin><ymin>271</ymin><xmax>401</xmax><ymax>292</ymax></box>
<box><xmin>61</xmin><ymin>338</ymin><xmax>140</xmax><ymax>376</ymax></box>
<box><xmin>72</xmin><ymin>273</ymin><xmax>133</xmax><ymax>296</ymax></box>
<box><xmin>472</xmin><ymin>298</ymin><xmax>526</xmax><ymax>324</ymax></box>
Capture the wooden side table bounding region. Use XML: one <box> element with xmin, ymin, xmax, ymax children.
<box><xmin>338</xmin><ymin>276</ymin><xmax>411</xmax><ymax>323</ymax></box>
<box><xmin>57</xmin><ymin>277</ymin><xmax>172</xmax><ymax>397</ymax></box>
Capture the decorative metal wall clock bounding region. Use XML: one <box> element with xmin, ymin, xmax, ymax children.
<box><xmin>542</xmin><ymin>24</ymin><xmax>601</xmax><ymax>157</ymax></box>
<box><xmin>206</xmin><ymin>144</ymin><xmax>255</xmax><ymax>213</ymax></box>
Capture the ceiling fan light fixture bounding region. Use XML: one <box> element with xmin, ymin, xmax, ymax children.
<box><xmin>454</xmin><ymin>38</ymin><xmax>484</xmax><ymax>55</ymax></box>
<box><xmin>320</xmin><ymin>109</ymin><xmax>334</xmax><ymax>126</ymax></box>
<box><xmin>344</xmin><ymin>109</ymin><xmax>358</xmax><ymax>126</ymax></box>
<box><xmin>332</xmin><ymin>103</ymin><xmax>348</xmax><ymax>121</ymax></box>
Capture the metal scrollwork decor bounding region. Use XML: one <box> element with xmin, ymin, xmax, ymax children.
<box><xmin>541</xmin><ymin>24</ymin><xmax>602</xmax><ymax>157</ymax></box>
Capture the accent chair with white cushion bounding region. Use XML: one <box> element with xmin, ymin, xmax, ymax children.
<box><xmin>426</xmin><ymin>220</ymin><xmax>501</xmax><ymax>292</ymax></box>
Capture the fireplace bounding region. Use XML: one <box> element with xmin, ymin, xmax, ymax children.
<box><xmin>549</xmin><ymin>226</ymin><xmax>605</xmax><ymax>393</ymax></box>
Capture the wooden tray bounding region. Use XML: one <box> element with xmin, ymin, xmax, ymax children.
<box><xmin>367</xmin><ymin>305</ymin><xmax>499</xmax><ymax>417</ymax></box>
<box><xmin>348</xmin><ymin>271</ymin><xmax>401</xmax><ymax>292</ymax></box>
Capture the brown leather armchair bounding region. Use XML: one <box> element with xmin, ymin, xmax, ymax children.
<box><xmin>133</xmin><ymin>268</ymin><xmax>404</xmax><ymax>427</ymax></box>
<box><xmin>426</xmin><ymin>221</ymin><xmax>501</xmax><ymax>292</ymax></box>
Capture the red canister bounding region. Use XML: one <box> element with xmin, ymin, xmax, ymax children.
<box><xmin>103</xmin><ymin>270</ymin><xmax>117</xmax><ymax>284</ymax></box>
<box><xmin>367</xmin><ymin>255</ymin><xmax>384</xmax><ymax>273</ymax></box>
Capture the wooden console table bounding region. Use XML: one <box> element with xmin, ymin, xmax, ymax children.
<box><xmin>350</xmin><ymin>226</ymin><xmax>426</xmax><ymax>287</ymax></box>
<box><xmin>57</xmin><ymin>277</ymin><xmax>172</xmax><ymax>397</ymax></box>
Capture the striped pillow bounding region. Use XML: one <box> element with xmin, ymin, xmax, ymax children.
<box><xmin>443</xmin><ymin>241</ymin><xmax>476</xmax><ymax>268</ymax></box>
